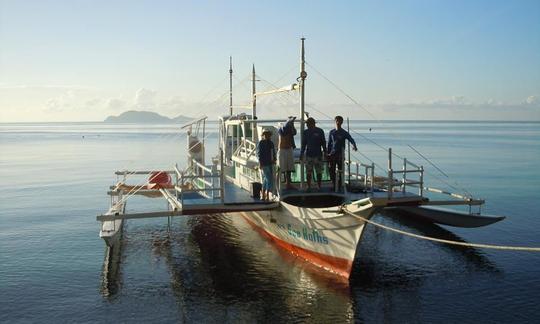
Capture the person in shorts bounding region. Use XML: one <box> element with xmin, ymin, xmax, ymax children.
<box><xmin>300</xmin><ymin>117</ymin><xmax>326</xmax><ymax>190</ymax></box>
<box><xmin>256</xmin><ymin>129</ymin><xmax>276</xmax><ymax>201</ymax></box>
<box><xmin>278</xmin><ymin>116</ymin><xmax>297</xmax><ymax>189</ymax></box>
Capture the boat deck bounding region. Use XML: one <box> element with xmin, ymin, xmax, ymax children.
<box><xmin>181</xmin><ymin>181</ymin><xmax>271</xmax><ymax>206</ymax></box>
<box><xmin>278</xmin><ymin>182</ymin><xmax>425</xmax><ymax>205</ymax></box>
<box><xmin>98</xmin><ymin>179</ymin><xmax>425</xmax><ymax>222</ymax></box>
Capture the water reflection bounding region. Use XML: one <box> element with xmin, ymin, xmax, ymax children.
<box><xmin>153</xmin><ymin>214</ymin><xmax>354</xmax><ymax>322</ymax></box>
<box><xmin>380</xmin><ymin>209</ymin><xmax>500</xmax><ymax>273</ymax></box>
<box><xmin>99</xmin><ymin>208</ymin><xmax>501</xmax><ymax>322</ymax></box>
<box><xmin>100</xmin><ymin>241</ymin><xmax>124</xmax><ymax>298</ymax></box>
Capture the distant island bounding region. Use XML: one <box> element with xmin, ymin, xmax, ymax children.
<box><xmin>104</xmin><ymin>110</ymin><xmax>193</xmax><ymax>123</ymax></box>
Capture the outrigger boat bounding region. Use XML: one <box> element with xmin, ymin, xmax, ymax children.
<box><xmin>97</xmin><ymin>39</ymin><xmax>504</xmax><ymax>279</ymax></box>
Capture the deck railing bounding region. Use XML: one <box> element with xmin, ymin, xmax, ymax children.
<box><xmin>344</xmin><ymin>160</ymin><xmax>375</xmax><ymax>193</ymax></box>
<box><xmin>386</xmin><ymin>148</ymin><xmax>424</xmax><ymax>198</ymax></box>
<box><xmin>232</xmin><ymin>138</ymin><xmax>257</xmax><ymax>161</ymax></box>
<box><xmin>175</xmin><ymin>149</ymin><xmax>225</xmax><ymax>205</ymax></box>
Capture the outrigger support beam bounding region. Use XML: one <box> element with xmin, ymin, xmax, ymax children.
<box><xmin>420</xmin><ymin>199</ymin><xmax>485</xmax><ymax>206</ymax></box>
<box><xmin>159</xmin><ymin>188</ymin><xmax>182</xmax><ymax>211</ymax></box>
<box><xmin>97</xmin><ymin>211</ymin><xmax>184</xmax><ymax>221</ymax></box>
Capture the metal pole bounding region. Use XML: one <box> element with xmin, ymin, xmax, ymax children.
<box><xmin>342</xmin><ymin>149</ymin><xmax>345</xmax><ymax>192</ymax></box>
<box><xmin>236</xmin><ymin>123</ymin><xmax>240</xmax><ymax>153</ymax></box>
<box><xmin>388</xmin><ymin>148</ymin><xmax>393</xmax><ymax>199</ymax></box>
<box><xmin>299</xmin><ymin>37</ymin><xmax>307</xmax><ymax>190</ymax></box>
<box><xmin>220</xmin><ymin>148</ymin><xmax>225</xmax><ymax>203</ymax></box>
<box><xmin>371</xmin><ymin>162</ymin><xmax>375</xmax><ymax>193</ymax></box>
<box><xmin>347</xmin><ymin>117</ymin><xmax>351</xmax><ymax>187</ymax></box>
<box><xmin>180</xmin><ymin>173</ymin><xmax>184</xmax><ymax>206</ymax></box>
<box><xmin>251</xmin><ymin>64</ymin><xmax>257</xmax><ymax>142</ymax></box>
<box><xmin>202</xmin><ymin>119</ymin><xmax>206</xmax><ymax>165</ymax></box>
<box><xmin>229</xmin><ymin>56</ymin><xmax>233</xmax><ymax>116</ymax></box>
<box><xmin>364</xmin><ymin>165</ymin><xmax>367</xmax><ymax>187</ymax></box>
<box><xmin>402</xmin><ymin>158</ymin><xmax>407</xmax><ymax>193</ymax></box>
<box><xmin>175</xmin><ymin>163</ymin><xmax>179</xmax><ymax>199</ymax></box>
<box><xmin>419</xmin><ymin>166</ymin><xmax>424</xmax><ymax>196</ymax></box>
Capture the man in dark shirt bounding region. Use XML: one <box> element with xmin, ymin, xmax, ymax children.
<box><xmin>327</xmin><ymin>115</ymin><xmax>357</xmax><ymax>191</ymax></box>
<box><xmin>300</xmin><ymin>117</ymin><xmax>326</xmax><ymax>190</ymax></box>
<box><xmin>256</xmin><ymin>129</ymin><xmax>276</xmax><ymax>201</ymax></box>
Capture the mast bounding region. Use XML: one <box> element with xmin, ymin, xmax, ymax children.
<box><xmin>252</xmin><ymin>64</ymin><xmax>257</xmax><ymax>141</ymax></box>
<box><xmin>229</xmin><ymin>56</ymin><xmax>233</xmax><ymax>116</ymax></box>
<box><xmin>299</xmin><ymin>37</ymin><xmax>307</xmax><ymax>188</ymax></box>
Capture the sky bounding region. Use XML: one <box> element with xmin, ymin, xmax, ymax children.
<box><xmin>0</xmin><ymin>0</ymin><xmax>539</xmax><ymax>122</ymax></box>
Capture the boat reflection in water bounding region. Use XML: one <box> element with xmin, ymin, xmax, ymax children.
<box><xmin>99</xmin><ymin>208</ymin><xmax>501</xmax><ymax>322</ymax></box>
<box><xmin>153</xmin><ymin>214</ymin><xmax>354</xmax><ymax>322</ymax></box>
<box><xmin>100</xmin><ymin>241</ymin><xmax>124</xmax><ymax>298</ymax></box>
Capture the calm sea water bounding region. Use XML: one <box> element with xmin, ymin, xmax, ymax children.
<box><xmin>1</xmin><ymin>121</ymin><xmax>539</xmax><ymax>323</ymax></box>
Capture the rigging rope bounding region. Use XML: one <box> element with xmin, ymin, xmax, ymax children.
<box><xmin>408</xmin><ymin>144</ymin><xmax>449</xmax><ymax>178</ymax></box>
<box><xmin>305</xmin><ymin>61</ymin><xmax>474</xmax><ymax>197</ymax></box>
<box><xmin>343</xmin><ymin>209</ymin><xmax>540</xmax><ymax>252</ymax></box>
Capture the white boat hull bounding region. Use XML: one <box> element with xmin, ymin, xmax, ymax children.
<box><xmin>99</xmin><ymin>202</ymin><xmax>125</xmax><ymax>247</ymax></box>
<box><xmin>240</xmin><ymin>198</ymin><xmax>377</xmax><ymax>278</ymax></box>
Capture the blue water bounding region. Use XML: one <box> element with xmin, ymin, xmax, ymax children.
<box><xmin>1</xmin><ymin>121</ymin><xmax>539</xmax><ymax>323</ymax></box>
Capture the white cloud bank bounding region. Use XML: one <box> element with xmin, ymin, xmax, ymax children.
<box><xmin>1</xmin><ymin>85</ymin><xmax>539</xmax><ymax>122</ymax></box>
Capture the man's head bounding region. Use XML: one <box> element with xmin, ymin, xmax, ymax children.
<box><xmin>262</xmin><ymin>129</ymin><xmax>272</xmax><ymax>139</ymax></box>
<box><xmin>306</xmin><ymin>117</ymin><xmax>316</xmax><ymax>129</ymax></box>
<box><xmin>334</xmin><ymin>115</ymin><xmax>344</xmax><ymax>129</ymax></box>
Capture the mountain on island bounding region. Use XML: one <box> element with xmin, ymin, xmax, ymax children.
<box><xmin>104</xmin><ymin>110</ymin><xmax>192</xmax><ymax>123</ymax></box>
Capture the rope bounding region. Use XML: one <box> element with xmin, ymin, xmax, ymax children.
<box><xmin>343</xmin><ymin>209</ymin><xmax>540</xmax><ymax>252</ymax></box>
<box><xmin>305</xmin><ymin>61</ymin><xmax>475</xmax><ymax>198</ymax></box>
<box><xmin>407</xmin><ymin>144</ymin><xmax>449</xmax><ymax>178</ymax></box>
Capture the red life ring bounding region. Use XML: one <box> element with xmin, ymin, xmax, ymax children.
<box><xmin>148</xmin><ymin>171</ymin><xmax>172</xmax><ymax>189</ymax></box>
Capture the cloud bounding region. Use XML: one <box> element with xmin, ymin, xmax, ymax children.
<box><xmin>372</xmin><ymin>95</ymin><xmax>540</xmax><ymax>112</ymax></box>
<box><xmin>0</xmin><ymin>84</ymin><xmax>95</xmax><ymax>91</ymax></box>
<box><xmin>106</xmin><ymin>98</ymin><xmax>127</xmax><ymax>111</ymax></box>
<box><xmin>524</xmin><ymin>95</ymin><xmax>539</xmax><ymax>105</ymax></box>
<box><xmin>84</xmin><ymin>98</ymin><xmax>103</xmax><ymax>107</ymax></box>
<box><xmin>134</xmin><ymin>88</ymin><xmax>157</xmax><ymax>109</ymax></box>
<box><xmin>44</xmin><ymin>91</ymin><xmax>76</xmax><ymax>112</ymax></box>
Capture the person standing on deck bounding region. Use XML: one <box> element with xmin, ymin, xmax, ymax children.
<box><xmin>327</xmin><ymin>115</ymin><xmax>357</xmax><ymax>191</ymax></box>
<box><xmin>256</xmin><ymin>129</ymin><xmax>276</xmax><ymax>201</ymax></box>
<box><xmin>278</xmin><ymin>116</ymin><xmax>297</xmax><ymax>190</ymax></box>
<box><xmin>300</xmin><ymin>117</ymin><xmax>326</xmax><ymax>191</ymax></box>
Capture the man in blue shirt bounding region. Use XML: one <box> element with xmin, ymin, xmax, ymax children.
<box><xmin>300</xmin><ymin>117</ymin><xmax>326</xmax><ymax>191</ymax></box>
<box><xmin>327</xmin><ymin>115</ymin><xmax>357</xmax><ymax>191</ymax></box>
<box><xmin>256</xmin><ymin>129</ymin><xmax>276</xmax><ymax>201</ymax></box>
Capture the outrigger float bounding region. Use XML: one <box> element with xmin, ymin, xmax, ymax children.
<box><xmin>97</xmin><ymin>39</ymin><xmax>504</xmax><ymax>279</ymax></box>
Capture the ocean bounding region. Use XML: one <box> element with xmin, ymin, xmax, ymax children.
<box><xmin>1</xmin><ymin>121</ymin><xmax>539</xmax><ymax>323</ymax></box>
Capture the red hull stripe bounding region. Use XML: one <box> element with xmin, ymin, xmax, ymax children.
<box><xmin>242</xmin><ymin>215</ymin><xmax>353</xmax><ymax>279</ymax></box>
